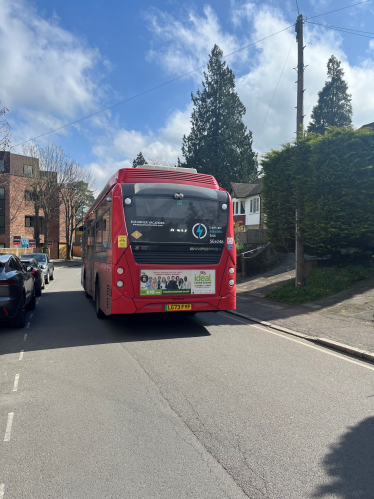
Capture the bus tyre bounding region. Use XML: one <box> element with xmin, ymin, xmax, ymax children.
<box><xmin>11</xmin><ymin>296</ymin><xmax>26</xmax><ymax>328</ymax></box>
<box><xmin>84</xmin><ymin>274</ymin><xmax>90</xmax><ymax>298</ymax></box>
<box><xmin>95</xmin><ymin>281</ymin><xmax>105</xmax><ymax>320</ymax></box>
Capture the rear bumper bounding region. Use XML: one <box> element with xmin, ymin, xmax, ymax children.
<box><xmin>111</xmin><ymin>293</ymin><xmax>236</xmax><ymax>315</ymax></box>
<box><xmin>0</xmin><ymin>297</ymin><xmax>20</xmax><ymax>320</ymax></box>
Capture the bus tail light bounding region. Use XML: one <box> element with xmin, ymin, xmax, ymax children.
<box><xmin>117</xmin><ymin>268</ymin><xmax>124</xmax><ymax>275</ymax></box>
<box><xmin>229</xmin><ymin>279</ymin><xmax>235</xmax><ymax>286</ymax></box>
<box><xmin>117</xmin><ymin>280</ymin><xmax>124</xmax><ymax>288</ymax></box>
<box><xmin>228</xmin><ymin>267</ymin><xmax>235</xmax><ymax>275</ymax></box>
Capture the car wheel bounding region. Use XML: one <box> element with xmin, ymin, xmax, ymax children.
<box><xmin>45</xmin><ymin>272</ymin><xmax>50</xmax><ymax>284</ymax></box>
<box><xmin>42</xmin><ymin>278</ymin><xmax>45</xmax><ymax>290</ymax></box>
<box><xmin>50</xmin><ymin>271</ymin><xmax>54</xmax><ymax>281</ymax></box>
<box><xmin>11</xmin><ymin>296</ymin><xmax>26</xmax><ymax>328</ymax></box>
<box><xmin>26</xmin><ymin>288</ymin><xmax>36</xmax><ymax>310</ymax></box>
<box><xmin>95</xmin><ymin>280</ymin><xmax>105</xmax><ymax>319</ymax></box>
<box><xmin>36</xmin><ymin>284</ymin><xmax>42</xmax><ymax>297</ymax></box>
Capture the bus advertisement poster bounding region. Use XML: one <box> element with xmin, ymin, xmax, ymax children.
<box><xmin>140</xmin><ymin>269</ymin><xmax>215</xmax><ymax>295</ymax></box>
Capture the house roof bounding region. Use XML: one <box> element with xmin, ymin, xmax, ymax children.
<box><xmin>230</xmin><ymin>178</ymin><xmax>262</xmax><ymax>198</ymax></box>
<box><xmin>360</xmin><ymin>122</ymin><xmax>374</xmax><ymax>130</ymax></box>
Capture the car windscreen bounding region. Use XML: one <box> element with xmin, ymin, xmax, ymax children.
<box><xmin>21</xmin><ymin>254</ymin><xmax>46</xmax><ymax>263</ymax></box>
<box><xmin>125</xmin><ymin>196</ymin><xmax>228</xmax><ymax>245</ymax></box>
<box><xmin>21</xmin><ymin>260</ymin><xmax>38</xmax><ymax>268</ymax></box>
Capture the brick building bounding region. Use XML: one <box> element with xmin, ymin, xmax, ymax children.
<box><xmin>0</xmin><ymin>151</ymin><xmax>66</xmax><ymax>258</ymax></box>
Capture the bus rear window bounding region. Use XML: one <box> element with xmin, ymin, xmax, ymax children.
<box><xmin>125</xmin><ymin>197</ymin><xmax>228</xmax><ymax>245</ymax></box>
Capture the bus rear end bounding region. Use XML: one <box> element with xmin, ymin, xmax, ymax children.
<box><xmin>109</xmin><ymin>166</ymin><xmax>236</xmax><ymax>316</ymax></box>
<box><xmin>83</xmin><ymin>166</ymin><xmax>236</xmax><ymax>317</ymax></box>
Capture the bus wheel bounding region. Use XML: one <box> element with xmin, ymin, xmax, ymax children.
<box><xmin>95</xmin><ymin>280</ymin><xmax>106</xmax><ymax>319</ymax></box>
<box><xmin>84</xmin><ymin>273</ymin><xmax>90</xmax><ymax>298</ymax></box>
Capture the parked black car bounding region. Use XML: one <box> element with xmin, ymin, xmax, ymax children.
<box><xmin>21</xmin><ymin>258</ymin><xmax>45</xmax><ymax>297</ymax></box>
<box><xmin>0</xmin><ymin>254</ymin><xmax>36</xmax><ymax>328</ymax></box>
<box><xmin>21</xmin><ymin>253</ymin><xmax>54</xmax><ymax>283</ymax></box>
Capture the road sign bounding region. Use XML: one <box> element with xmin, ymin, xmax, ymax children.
<box><xmin>21</xmin><ymin>238</ymin><xmax>29</xmax><ymax>248</ymax></box>
<box><xmin>48</xmin><ymin>240</ymin><xmax>53</xmax><ymax>248</ymax></box>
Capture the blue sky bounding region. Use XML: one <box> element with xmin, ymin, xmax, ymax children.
<box><xmin>1</xmin><ymin>0</ymin><xmax>374</xmax><ymax>188</ymax></box>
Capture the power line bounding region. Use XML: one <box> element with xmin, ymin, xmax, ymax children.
<box><xmin>11</xmin><ymin>23</ymin><xmax>295</xmax><ymax>150</ymax></box>
<box><xmin>306</xmin><ymin>22</ymin><xmax>374</xmax><ymax>35</ymax></box>
<box><xmin>254</xmin><ymin>38</ymin><xmax>294</xmax><ymax>151</ymax></box>
<box><xmin>295</xmin><ymin>0</ymin><xmax>300</xmax><ymax>15</ymax></box>
<box><xmin>307</xmin><ymin>0</ymin><xmax>371</xmax><ymax>20</ymax></box>
<box><xmin>306</xmin><ymin>20</ymin><xmax>374</xmax><ymax>38</ymax></box>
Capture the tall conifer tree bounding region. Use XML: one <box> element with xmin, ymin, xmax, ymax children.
<box><xmin>182</xmin><ymin>45</ymin><xmax>257</xmax><ymax>189</ymax></box>
<box><xmin>308</xmin><ymin>55</ymin><xmax>353</xmax><ymax>134</ymax></box>
<box><xmin>132</xmin><ymin>151</ymin><xmax>146</xmax><ymax>168</ymax></box>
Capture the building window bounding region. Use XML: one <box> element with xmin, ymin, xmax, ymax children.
<box><xmin>0</xmin><ymin>160</ymin><xmax>4</xmax><ymax>173</ymax></box>
<box><xmin>240</xmin><ymin>201</ymin><xmax>245</xmax><ymax>215</ymax></box>
<box><xmin>23</xmin><ymin>164</ymin><xmax>33</xmax><ymax>177</ymax></box>
<box><xmin>25</xmin><ymin>191</ymin><xmax>33</xmax><ymax>201</ymax></box>
<box><xmin>0</xmin><ymin>187</ymin><xmax>4</xmax><ymax>200</ymax></box>
<box><xmin>250</xmin><ymin>198</ymin><xmax>260</xmax><ymax>213</ymax></box>
<box><xmin>0</xmin><ymin>243</ymin><xmax>5</xmax><ymax>248</ymax></box>
<box><xmin>25</xmin><ymin>216</ymin><xmax>33</xmax><ymax>227</ymax></box>
<box><xmin>0</xmin><ymin>216</ymin><xmax>4</xmax><ymax>228</ymax></box>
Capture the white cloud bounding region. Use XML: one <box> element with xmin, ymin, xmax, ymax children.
<box><xmin>144</xmin><ymin>5</ymin><xmax>249</xmax><ymax>79</ymax></box>
<box><xmin>143</xmin><ymin>2</ymin><xmax>374</xmax><ymax>157</ymax></box>
<box><xmin>87</xmin><ymin>105</ymin><xmax>192</xmax><ymax>188</ymax></box>
<box><xmin>0</xmin><ymin>0</ymin><xmax>104</xmax><ymax>148</ymax></box>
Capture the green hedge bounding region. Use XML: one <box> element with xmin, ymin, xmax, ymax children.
<box><xmin>262</xmin><ymin>128</ymin><xmax>374</xmax><ymax>257</ymax></box>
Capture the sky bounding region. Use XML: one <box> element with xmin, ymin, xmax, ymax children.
<box><xmin>1</xmin><ymin>0</ymin><xmax>374</xmax><ymax>189</ymax></box>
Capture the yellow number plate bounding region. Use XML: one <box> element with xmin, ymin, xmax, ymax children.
<box><xmin>165</xmin><ymin>304</ymin><xmax>192</xmax><ymax>311</ymax></box>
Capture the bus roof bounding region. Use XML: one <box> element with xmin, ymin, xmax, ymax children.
<box><xmin>85</xmin><ymin>166</ymin><xmax>222</xmax><ymax>222</ymax></box>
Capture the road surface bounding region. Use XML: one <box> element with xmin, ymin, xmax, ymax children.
<box><xmin>1</xmin><ymin>265</ymin><xmax>373</xmax><ymax>498</ymax></box>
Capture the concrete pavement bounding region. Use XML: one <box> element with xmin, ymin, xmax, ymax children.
<box><xmin>1</xmin><ymin>266</ymin><xmax>374</xmax><ymax>498</ymax></box>
<box><xmin>236</xmin><ymin>254</ymin><xmax>374</xmax><ymax>354</ymax></box>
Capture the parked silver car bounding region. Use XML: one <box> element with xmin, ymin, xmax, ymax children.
<box><xmin>21</xmin><ymin>253</ymin><xmax>54</xmax><ymax>284</ymax></box>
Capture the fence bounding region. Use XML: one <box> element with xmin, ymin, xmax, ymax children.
<box><xmin>238</xmin><ymin>229</ymin><xmax>268</xmax><ymax>245</ymax></box>
<box><xmin>0</xmin><ymin>247</ymin><xmax>44</xmax><ymax>257</ymax></box>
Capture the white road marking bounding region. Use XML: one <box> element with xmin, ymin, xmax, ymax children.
<box><xmin>4</xmin><ymin>413</ymin><xmax>14</xmax><ymax>442</ymax></box>
<box><xmin>26</xmin><ymin>323</ymin><xmax>30</xmax><ymax>328</ymax></box>
<box><xmin>0</xmin><ymin>483</ymin><xmax>4</xmax><ymax>499</ymax></box>
<box><xmin>23</xmin><ymin>334</ymin><xmax>27</xmax><ymax>341</ymax></box>
<box><xmin>30</xmin><ymin>314</ymin><xmax>33</xmax><ymax>318</ymax></box>
<box><xmin>13</xmin><ymin>374</ymin><xmax>20</xmax><ymax>392</ymax></box>
<box><xmin>19</xmin><ymin>350</ymin><xmax>24</xmax><ymax>361</ymax></box>
<box><xmin>218</xmin><ymin>313</ymin><xmax>374</xmax><ymax>372</ymax></box>
<box><xmin>77</xmin><ymin>270</ymin><xmax>81</xmax><ymax>275</ymax></box>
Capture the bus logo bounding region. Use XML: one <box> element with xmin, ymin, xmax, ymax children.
<box><xmin>192</xmin><ymin>223</ymin><xmax>207</xmax><ymax>239</ymax></box>
<box><xmin>131</xmin><ymin>231</ymin><xmax>142</xmax><ymax>239</ymax></box>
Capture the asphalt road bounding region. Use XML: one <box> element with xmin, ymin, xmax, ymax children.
<box><xmin>1</xmin><ymin>265</ymin><xmax>374</xmax><ymax>499</ymax></box>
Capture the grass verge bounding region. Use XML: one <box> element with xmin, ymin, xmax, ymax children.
<box><xmin>266</xmin><ymin>265</ymin><xmax>369</xmax><ymax>305</ymax></box>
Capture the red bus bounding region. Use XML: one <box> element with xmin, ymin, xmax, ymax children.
<box><xmin>81</xmin><ymin>165</ymin><xmax>236</xmax><ymax>318</ymax></box>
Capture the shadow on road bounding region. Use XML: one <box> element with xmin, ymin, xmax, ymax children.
<box><xmin>313</xmin><ymin>416</ymin><xmax>374</xmax><ymax>498</ymax></box>
<box><xmin>0</xmin><ymin>289</ymin><xmax>212</xmax><ymax>355</ymax></box>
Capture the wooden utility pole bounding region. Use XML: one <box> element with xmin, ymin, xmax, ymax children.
<box><xmin>295</xmin><ymin>14</ymin><xmax>305</xmax><ymax>287</ymax></box>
